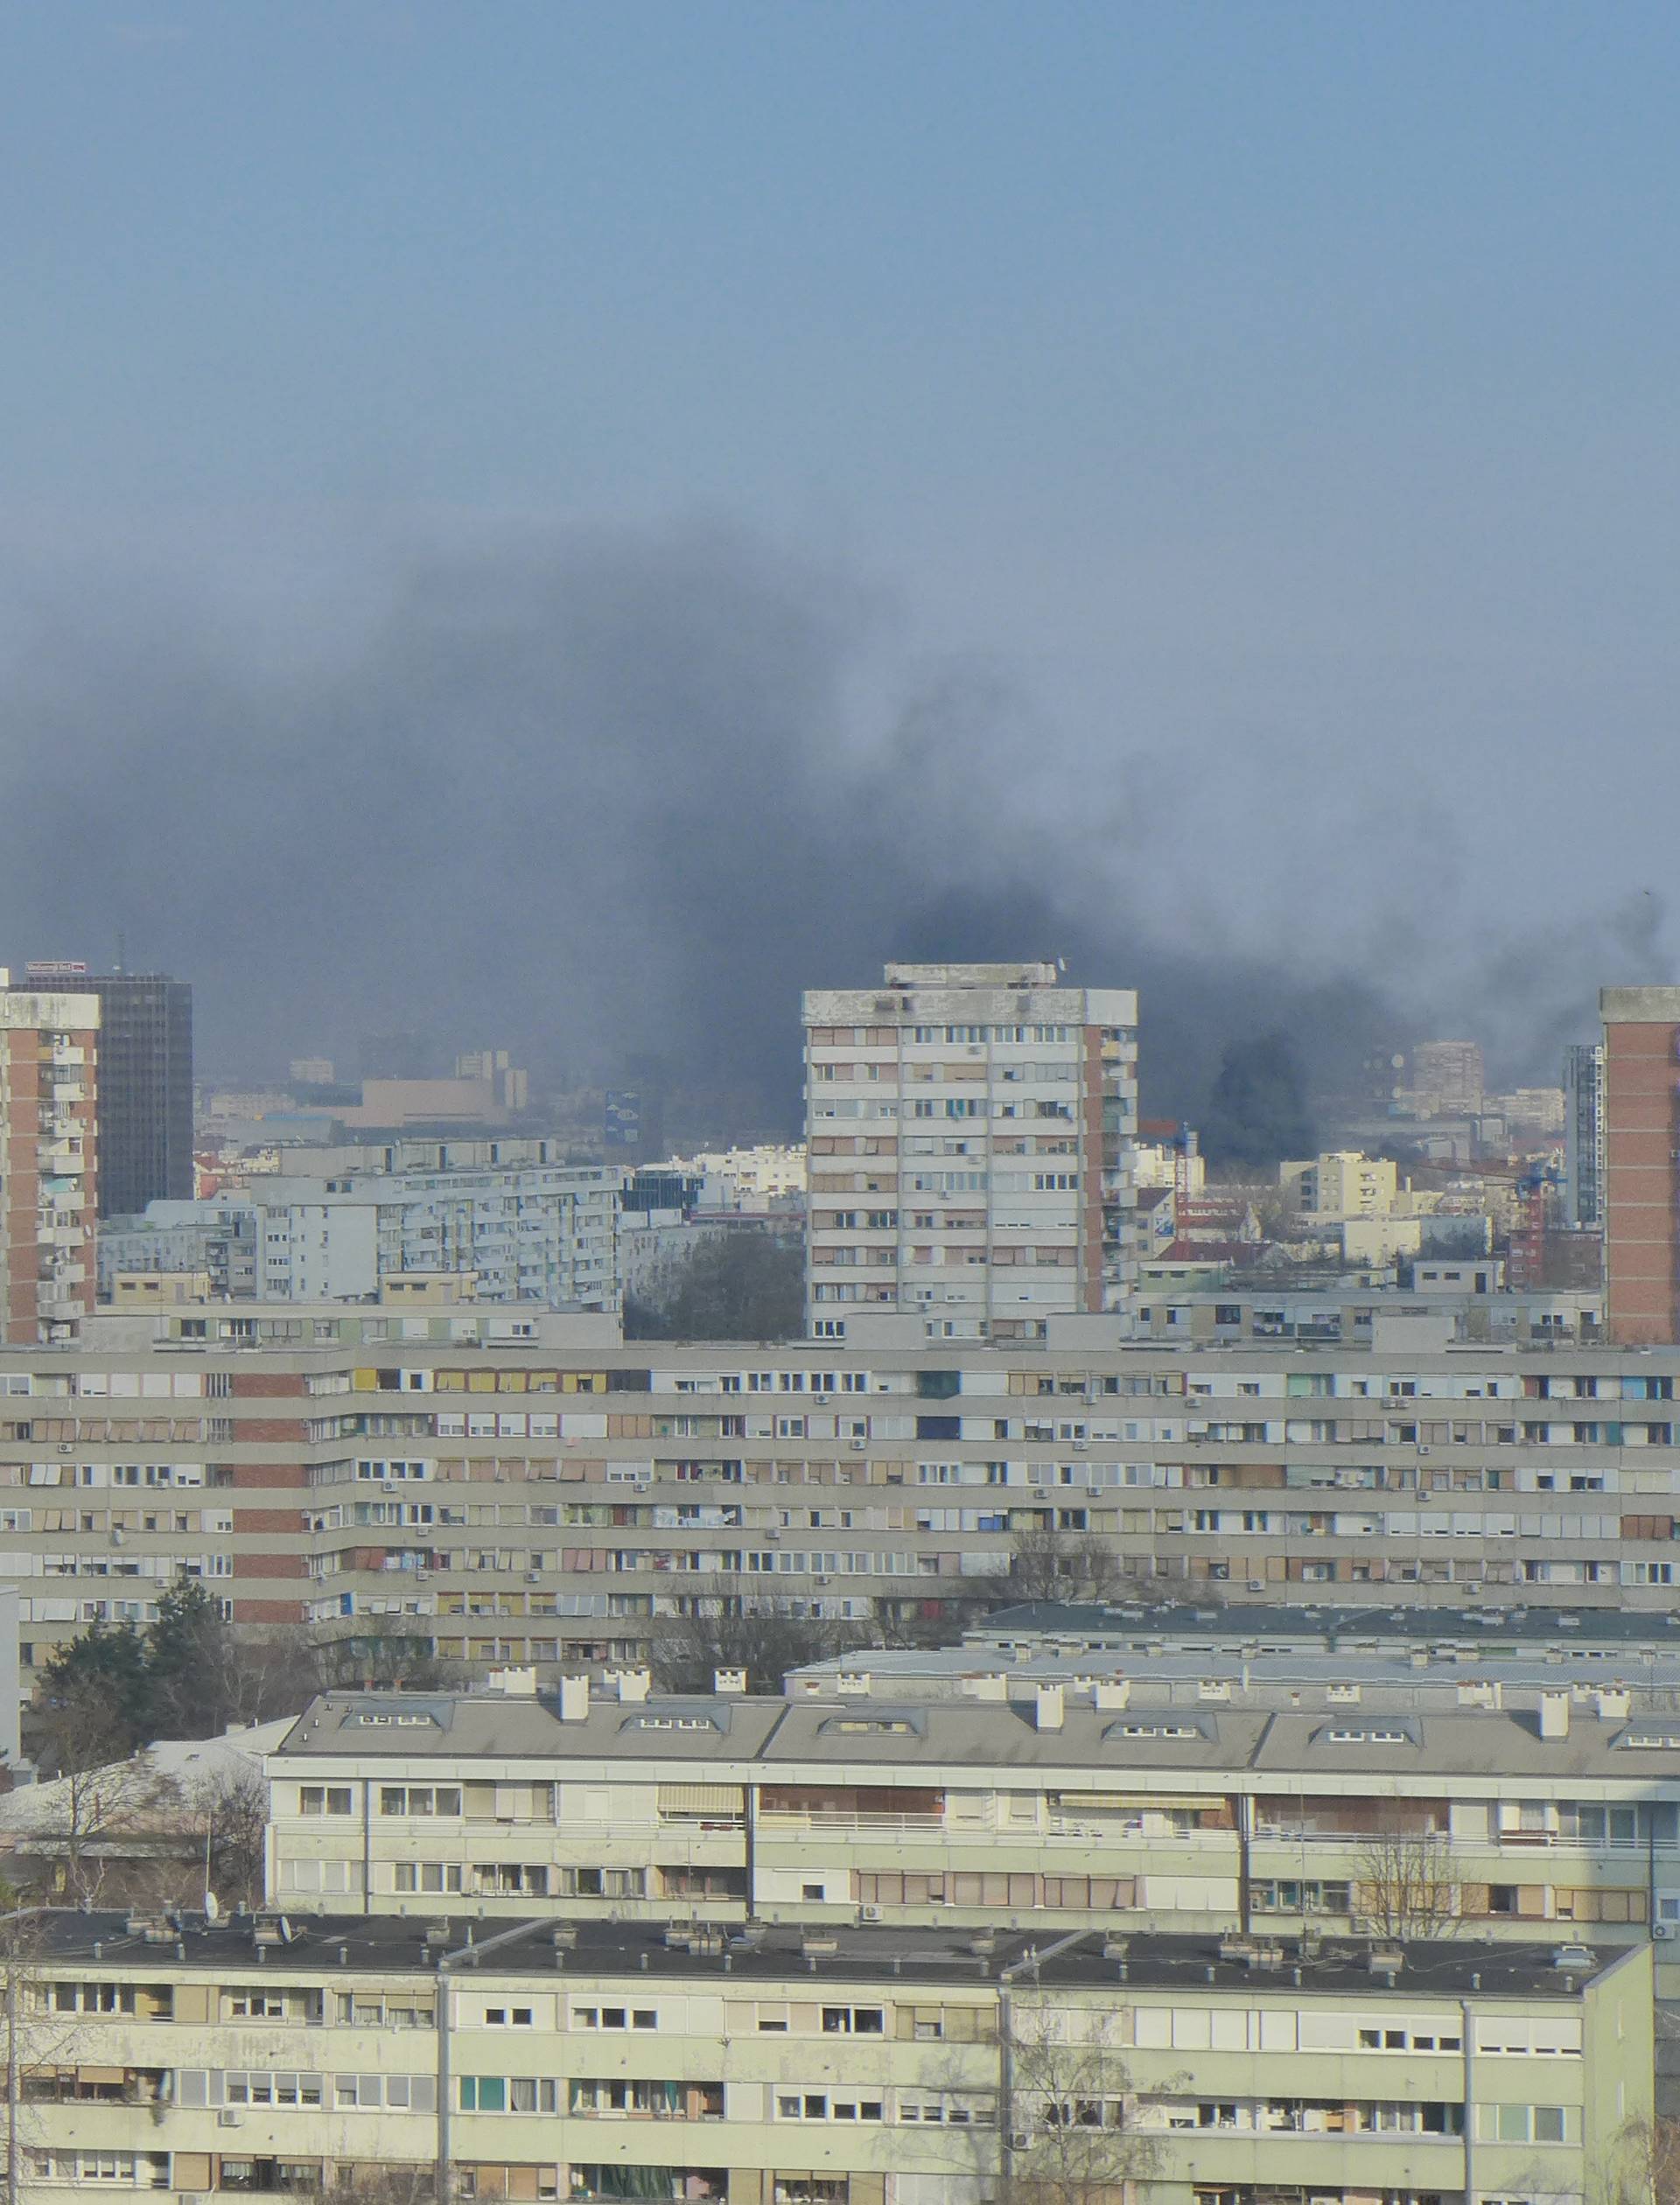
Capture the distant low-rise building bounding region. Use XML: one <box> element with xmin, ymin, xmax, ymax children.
<box><xmin>666</xmin><ymin>1142</ymin><xmax>808</xmax><ymax>1207</ymax></box>
<box><xmin>1280</xmin><ymin>1150</ymin><xmax>1399</xmax><ymax>1219</ymax></box>
<box><xmin>99</xmin><ymin>1202</ymin><xmax>260</xmax><ymax>1298</ymax></box>
<box><xmin>98</xmin><ymin>1158</ymin><xmax>622</xmax><ymax>1312</ymax></box>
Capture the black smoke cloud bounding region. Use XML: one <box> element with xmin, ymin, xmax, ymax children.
<box><xmin>0</xmin><ymin>519</ymin><xmax>1654</xmax><ymax>1129</ymax></box>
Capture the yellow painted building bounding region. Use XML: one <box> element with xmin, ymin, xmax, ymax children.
<box><xmin>7</xmin><ymin>1909</ymin><xmax>1651</xmax><ymax>2205</ymax></box>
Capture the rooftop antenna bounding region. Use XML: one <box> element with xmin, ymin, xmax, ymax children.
<box><xmin>115</xmin><ymin>928</ymin><xmax>126</xmax><ymax>976</ymax></box>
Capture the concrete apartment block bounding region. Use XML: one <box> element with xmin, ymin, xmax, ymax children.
<box><xmin>803</xmin><ymin>962</ymin><xmax>1138</xmax><ymax>1342</ymax></box>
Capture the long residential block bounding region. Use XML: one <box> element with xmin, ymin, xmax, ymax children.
<box><xmin>7</xmin><ymin>1908</ymin><xmax>1650</xmax><ymax>2205</ymax></box>
<box><xmin>10</xmin><ymin>1314</ymin><xmax>1680</xmax><ymax>1676</ymax></box>
<box><xmin>266</xmin><ymin>1678</ymin><xmax>1680</xmax><ymax>1985</ymax></box>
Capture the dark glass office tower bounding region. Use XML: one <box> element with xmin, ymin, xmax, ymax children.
<box><xmin>74</xmin><ymin>974</ymin><xmax>194</xmax><ymax>1217</ymax></box>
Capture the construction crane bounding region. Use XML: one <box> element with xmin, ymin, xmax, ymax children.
<box><xmin>1509</xmin><ymin>1159</ymin><xmax>1563</xmax><ymax>1293</ymax></box>
<box><xmin>1412</xmin><ymin>1151</ymin><xmax>1564</xmax><ymax>1292</ymax></box>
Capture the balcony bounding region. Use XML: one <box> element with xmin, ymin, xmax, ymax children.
<box><xmin>758</xmin><ymin>1809</ymin><xmax>947</xmax><ymax>1840</ymax></box>
<box><xmin>23</xmin><ymin>2066</ymin><xmax>167</xmax><ymax>2106</ymax></box>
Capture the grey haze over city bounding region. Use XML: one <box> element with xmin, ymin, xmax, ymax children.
<box><xmin>0</xmin><ymin>514</ymin><xmax>1668</xmax><ymax>1126</ymax></box>
<box><xmin>2</xmin><ymin>5</ymin><xmax>1676</xmax><ymax>1127</ymax></box>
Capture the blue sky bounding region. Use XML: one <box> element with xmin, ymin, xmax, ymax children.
<box><xmin>11</xmin><ymin>4</ymin><xmax>1675</xmax><ymax>525</ymax></box>
<box><xmin>3</xmin><ymin>3</ymin><xmax>1677</xmax><ymax>1079</ymax></box>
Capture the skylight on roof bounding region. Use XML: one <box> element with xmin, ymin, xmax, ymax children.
<box><xmin>1321</xmin><ymin>1726</ymin><xmax>1412</xmax><ymax>1746</ymax></box>
<box><xmin>1103</xmin><ymin>1719</ymin><xmax>1206</xmax><ymax>1741</ymax></box>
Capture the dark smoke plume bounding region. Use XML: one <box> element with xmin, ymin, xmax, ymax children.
<box><xmin>1200</xmin><ymin>1033</ymin><xmax>1314</xmax><ymax>1171</ymax></box>
<box><xmin>0</xmin><ymin>519</ymin><xmax>1657</xmax><ymax>1130</ymax></box>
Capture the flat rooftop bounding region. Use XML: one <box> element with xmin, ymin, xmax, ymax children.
<box><xmin>969</xmin><ymin>1600</ymin><xmax>1680</xmax><ymax>1653</ymax></box>
<box><xmin>30</xmin><ymin>1912</ymin><xmax>1621</xmax><ymax>2001</ymax></box>
<box><xmin>791</xmin><ymin>1647</ymin><xmax>1680</xmax><ymax>1693</ymax></box>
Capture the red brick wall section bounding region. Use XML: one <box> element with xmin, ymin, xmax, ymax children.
<box><xmin>232</xmin><ymin>1598</ymin><xmax>307</xmax><ymax>1624</ymax></box>
<box><xmin>1604</xmin><ymin>1019</ymin><xmax>1680</xmax><ymax>1345</ymax></box>
<box><xmin>232</xmin><ymin>1419</ymin><xmax>307</xmax><ymax>1445</ymax></box>
<box><xmin>227</xmin><ymin>1461</ymin><xmax>309</xmax><ymax>1488</ymax></box>
<box><xmin>234</xmin><ymin>1553</ymin><xmax>307</xmax><ymax>1578</ymax></box>
<box><xmin>232</xmin><ymin>1373</ymin><xmax>308</xmax><ymax>1396</ymax></box>
<box><xmin>234</xmin><ymin>1508</ymin><xmax>307</xmax><ymax>1534</ymax></box>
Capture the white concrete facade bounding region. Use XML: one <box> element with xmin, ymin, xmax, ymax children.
<box><xmin>98</xmin><ymin>1162</ymin><xmax>623</xmax><ymax>1313</ymax></box>
<box><xmin>802</xmin><ymin>962</ymin><xmax>1138</xmax><ymax>1341</ymax></box>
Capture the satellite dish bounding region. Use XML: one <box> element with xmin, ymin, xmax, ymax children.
<box><xmin>203</xmin><ymin>1890</ymin><xmax>220</xmax><ymax>1923</ymax></box>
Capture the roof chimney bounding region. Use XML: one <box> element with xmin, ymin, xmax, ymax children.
<box><xmin>1093</xmin><ymin>1678</ymin><xmax>1131</xmax><ymax>1711</ymax></box>
<box><xmin>1596</xmin><ymin>1688</ymin><xmax>1632</xmax><ymax>1723</ymax></box>
<box><xmin>557</xmin><ymin>1675</ymin><xmax>591</xmax><ymax>1724</ymax></box>
<box><xmin>960</xmin><ymin>1670</ymin><xmax>1008</xmax><ymax>1703</ymax></box>
<box><xmin>606</xmin><ymin>1666</ymin><xmax>651</xmax><ymax>1704</ymax></box>
<box><xmin>714</xmin><ymin>1667</ymin><xmax>747</xmax><ymax>1697</ymax></box>
<box><xmin>487</xmin><ymin>1665</ymin><xmax>537</xmax><ymax>1698</ymax></box>
<box><xmin>1538</xmin><ymin>1689</ymin><xmax>1570</xmax><ymax>1740</ymax></box>
<box><xmin>836</xmin><ymin>1670</ymin><xmax>872</xmax><ymax>1698</ymax></box>
<box><xmin>1034</xmin><ymin>1682</ymin><xmax>1065</xmax><ymax>1732</ymax></box>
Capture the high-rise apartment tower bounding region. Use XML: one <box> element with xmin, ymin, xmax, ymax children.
<box><xmin>1564</xmin><ymin>1040</ymin><xmax>1605</xmax><ymax>1231</ymax></box>
<box><xmin>16</xmin><ymin>967</ymin><xmax>192</xmax><ymax>1217</ymax></box>
<box><xmin>1600</xmin><ymin>987</ymin><xmax>1680</xmax><ymax>1345</ymax></box>
<box><xmin>802</xmin><ymin>961</ymin><xmax>1138</xmax><ymax>1340</ymax></box>
<box><xmin>0</xmin><ymin>984</ymin><xmax>100</xmax><ymax>1344</ymax></box>
<box><xmin>1410</xmin><ymin>1037</ymin><xmax>1486</xmax><ymax>1115</ymax></box>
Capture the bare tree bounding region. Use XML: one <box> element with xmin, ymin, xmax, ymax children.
<box><xmin>1004</xmin><ymin>1522</ymin><xmax>1140</xmax><ymax>1609</ymax></box>
<box><xmin>1351</xmin><ymin>1816</ymin><xmax>1460</xmax><ymax>1939</ymax></box>
<box><xmin>625</xmin><ymin>1230</ymin><xmax>804</xmax><ymax>1340</ymax></box>
<box><xmin>0</xmin><ymin>1908</ymin><xmax>88</xmax><ymax>2195</ymax></box>
<box><xmin>993</xmin><ymin>1996</ymin><xmax>1164</xmax><ymax>2205</ymax></box>
<box><xmin>192</xmin><ymin>1764</ymin><xmax>270</xmax><ymax>1912</ymax></box>
<box><xmin>325</xmin><ymin>2166</ymin><xmax>438</xmax><ymax>2205</ymax></box>
<box><xmin>307</xmin><ymin>1626</ymin><xmax>469</xmax><ymax>1698</ymax></box>
<box><xmin>652</xmin><ymin>1605</ymin><xmax>866</xmax><ymax>1697</ymax></box>
<box><xmin>27</xmin><ymin>1752</ymin><xmax>180</xmax><ymax>1908</ymax></box>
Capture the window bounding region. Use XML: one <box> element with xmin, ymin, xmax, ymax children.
<box><xmin>1356</xmin><ymin>2026</ymin><xmax>1460</xmax><ymax>2053</ymax></box>
<box><xmin>299</xmin><ymin>1787</ymin><xmax>353</xmax><ymax>1817</ymax></box>
<box><xmin>378</xmin><ymin>1785</ymin><xmax>462</xmax><ymax>1816</ymax></box>
<box><xmin>821</xmin><ymin>2006</ymin><xmax>885</xmax><ymax>2034</ymax></box>
<box><xmin>225</xmin><ymin>2073</ymin><xmax>324</xmax><ymax>2109</ymax></box>
<box><xmin>335</xmin><ymin>2073</ymin><xmax>435</xmax><ymax>2110</ymax></box>
<box><xmin>1250</xmin><ymin>1879</ymin><xmax>1351</xmax><ymax>1916</ymax></box>
<box><xmin>1484</xmin><ymin>2104</ymin><xmax>1568</xmax><ymax>2144</ymax></box>
<box><xmin>49</xmin><ymin>1983</ymin><xmax>137</xmax><ymax>2016</ymax></box>
<box><xmin>483</xmin><ymin>2007</ymin><xmax>534</xmax><ymax>2027</ymax></box>
<box><xmin>393</xmin><ymin>1862</ymin><xmax>465</xmax><ymax>1894</ymax></box>
<box><xmin>775</xmin><ymin>2091</ymin><xmax>884</xmax><ymax>2122</ymax></box>
<box><xmin>573</xmin><ymin>2006</ymin><xmax>657</xmax><ymax>2031</ymax></box>
<box><xmin>334</xmin><ymin>1995</ymin><xmax>436</xmax><ymax>2030</ymax></box>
